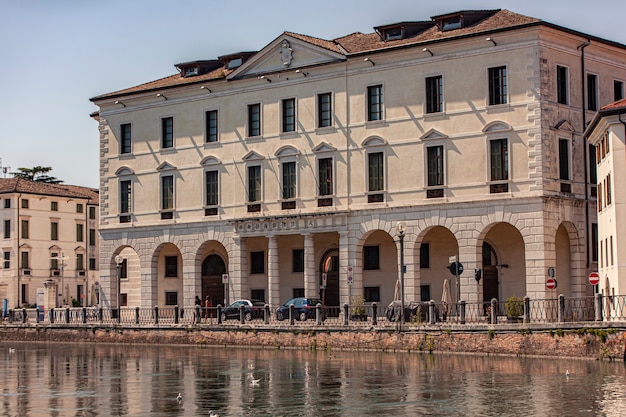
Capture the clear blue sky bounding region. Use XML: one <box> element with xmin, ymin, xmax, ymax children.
<box><xmin>1</xmin><ymin>0</ymin><xmax>625</xmax><ymax>188</ymax></box>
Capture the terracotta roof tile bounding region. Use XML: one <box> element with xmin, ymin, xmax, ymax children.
<box><xmin>284</xmin><ymin>31</ymin><xmax>343</xmax><ymax>54</ymax></box>
<box><xmin>601</xmin><ymin>98</ymin><xmax>626</xmax><ymax>111</ymax></box>
<box><xmin>0</xmin><ymin>178</ymin><xmax>99</xmax><ymax>204</ymax></box>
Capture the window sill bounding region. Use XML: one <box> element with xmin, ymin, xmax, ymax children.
<box><xmin>365</xmin><ymin>120</ymin><xmax>387</xmax><ymax>129</ymax></box>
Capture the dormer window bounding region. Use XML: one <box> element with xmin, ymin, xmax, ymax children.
<box><xmin>227</xmin><ymin>58</ymin><xmax>243</xmax><ymax>69</ymax></box>
<box><xmin>385</xmin><ymin>27</ymin><xmax>403</xmax><ymax>41</ymax></box>
<box><xmin>442</xmin><ymin>17</ymin><xmax>461</xmax><ymax>31</ymax></box>
<box><xmin>184</xmin><ymin>67</ymin><xmax>199</xmax><ymax>76</ymax></box>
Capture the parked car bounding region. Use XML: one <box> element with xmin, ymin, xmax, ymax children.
<box><xmin>221</xmin><ymin>299</ymin><xmax>265</xmax><ymax>321</ymax></box>
<box><xmin>276</xmin><ymin>297</ymin><xmax>324</xmax><ymax>321</ymax></box>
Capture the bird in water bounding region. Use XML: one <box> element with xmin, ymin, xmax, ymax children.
<box><xmin>8</xmin><ymin>348</ymin><xmax>15</xmax><ymax>353</ymax></box>
<box><xmin>176</xmin><ymin>393</ymin><xmax>183</xmax><ymax>403</ymax></box>
<box><xmin>565</xmin><ymin>370</ymin><xmax>570</xmax><ymax>377</ymax></box>
<box><xmin>249</xmin><ymin>374</ymin><xmax>261</xmax><ymax>385</ymax></box>
<box><xmin>209</xmin><ymin>411</ymin><xmax>221</xmax><ymax>417</ymax></box>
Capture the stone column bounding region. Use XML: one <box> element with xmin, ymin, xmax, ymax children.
<box><xmin>229</xmin><ymin>237</ymin><xmax>247</xmax><ymax>304</ymax></box>
<box><xmin>43</xmin><ymin>280</ymin><xmax>58</xmax><ymax>310</ymax></box>
<box><xmin>339</xmin><ymin>231</ymin><xmax>351</xmax><ymax>306</ymax></box>
<box><xmin>304</xmin><ymin>233</ymin><xmax>316</xmax><ymax>298</ymax></box>
<box><xmin>267</xmin><ymin>235</ymin><xmax>280</xmax><ymax>307</ymax></box>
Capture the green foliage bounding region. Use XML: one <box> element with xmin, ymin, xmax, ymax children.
<box><xmin>11</xmin><ymin>166</ymin><xmax>63</xmax><ymax>183</ymax></box>
<box><xmin>488</xmin><ymin>329</ymin><xmax>496</xmax><ymax>340</ymax></box>
<box><xmin>350</xmin><ymin>296</ymin><xmax>366</xmax><ymax>316</ymax></box>
<box><xmin>505</xmin><ymin>296</ymin><xmax>523</xmax><ymax>318</ymax></box>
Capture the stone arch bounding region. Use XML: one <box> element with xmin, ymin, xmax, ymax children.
<box><xmin>196</xmin><ymin>239</ymin><xmax>229</xmax><ymax>307</ymax></box>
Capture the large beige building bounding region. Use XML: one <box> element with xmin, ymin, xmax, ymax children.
<box><xmin>0</xmin><ymin>179</ymin><xmax>99</xmax><ymax>309</ymax></box>
<box><xmin>586</xmin><ymin>98</ymin><xmax>626</xmax><ymax>305</ymax></box>
<box><xmin>90</xmin><ymin>9</ymin><xmax>626</xmax><ymax>311</ymax></box>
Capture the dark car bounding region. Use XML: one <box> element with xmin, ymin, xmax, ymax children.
<box><xmin>220</xmin><ymin>299</ymin><xmax>265</xmax><ymax>321</ymax></box>
<box><xmin>276</xmin><ymin>297</ymin><xmax>324</xmax><ymax>321</ymax></box>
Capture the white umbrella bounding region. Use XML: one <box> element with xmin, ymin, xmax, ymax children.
<box><xmin>441</xmin><ymin>279</ymin><xmax>452</xmax><ymax>319</ymax></box>
<box><xmin>393</xmin><ymin>279</ymin><xmax>401</xmax><ymax>301</ymax></box>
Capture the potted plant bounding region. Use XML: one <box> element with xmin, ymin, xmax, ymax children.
<box><xmin>350</xmin><ymin>296</ymin><xmax>368</xmax><ymax>321</ymax></box>
<box><xmin>505</xmin><ymin>296</ymin><xmax>523</xmax><ymax>322</ymax></box>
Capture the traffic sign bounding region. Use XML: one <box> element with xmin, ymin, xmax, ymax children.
<box><xmin>449</xmin><ymin>261</ymin><xmax>464</xmax><ymax>276</ymax></box>
<box><xmin>546</xmin><ymin>278</ymin><xmax>557</xmax><ymax>290</ymax></box>
<box><xmin>589</xmin><ymin>272</ymin><xmax>600</xmax><ymax>286</ymax></box>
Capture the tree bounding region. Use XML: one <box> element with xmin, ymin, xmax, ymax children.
<box><xmin>11</xmin><ymin>166</ymin><xmax>63</xmax><ymax>184</ymax></box>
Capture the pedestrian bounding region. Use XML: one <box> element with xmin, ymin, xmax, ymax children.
<box><xmin>194</xmin><ymin>296</ymin><xmax>201</xmax><ymax>322</ymax></box>
<box><xmin>205</xmin><ymin>295</ymin><xmax>213</xmax><ymax>319</ymax></box>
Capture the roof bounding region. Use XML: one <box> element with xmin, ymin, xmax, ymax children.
<box><xmin>584</xmin><ymin>98</ymin><xmax>626</xmax><ymax>138</ymax></box>
<box><xmin>0</xmin><ymin>178</ymin><xmax>99</xmax><ymax>204</ymax></box>
<box><xmin>90</xmin><ymin>8</ymin><xmax>621</xmax><ymax>102</ymax></box>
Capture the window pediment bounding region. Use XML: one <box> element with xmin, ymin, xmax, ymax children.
<box><xmin>362</xmin><ymin>136</ymin><xmax>387</xmax><ymax>147</ymax></box>
<box><xmin>275</xmin><ymin>146</ymin><xmax>300</xmax><ymax>157</ymax></box>
<box><xmin>313</xmin><ymin>142</ymin><xmax>336</xmax><ymax>153</ymax></box>
<box><xmin>242</xmin><ymin>150</ymin><xmax>265</xmax><ymax>162</ymax></box>
<box><xmin>200</xmin><ymin>156</ymin><xmax>221</xmax><ymax>166</ymax></box>
<box><xmin>156</xmin><ymin>161</ymin><xmax>177</xmax><ymax>171</ymax></box>
<box><xmin>554</xmin><ymin>119</ymin><xmax>575</xmax><ymax>132</ymax></box>
<box><xmin>483</xmin><ymin>121</ymin><xmax>511</xmax><ymax>134</ymax></box>
<box><xmin>115</xmin><ymin>166</ymin><xmax>135</xmax><ymax>176</ymax></box>
<box><xmin>421</xmin><ymin>129</ymin><xmax>448</xmax><ymax>141</ymax></box>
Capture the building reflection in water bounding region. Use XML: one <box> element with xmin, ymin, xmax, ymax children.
<box><xmin>1</xmin><ymin>342</ymin><xmax>626</xmax><ymax>416</ymax></box>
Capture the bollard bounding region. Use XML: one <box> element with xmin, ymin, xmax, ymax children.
<box><xmin>491</xmin><ymin>298</ymin><xmax>498</xmax><ymax>325</ymax></box>
<box><xmin>154</xmin><ymin>306</ymin><xmax>159</xmax><ymax>325</ymax></box>
<box><xmin>49</xmin><ymin>308</ymin><xmax>54</xmax><ymax>324</ymax></box>
<box><xmin>135</xmin><ymin>307</ymin><xmax>140</xmax><ymax>324</ymax></box>
<box><xmin>316</xmin><ymin>303</ymin><xmax>322</xmax><ymax>325</ymax></box>
<box><xmin>98</xmin><ymin>307</ymin><xmax>103</xmax><ymax>322</ymax></box>
<box><xmin>217</xmin><ymin>305</ymin><xmax>222</xmax><ymax>324</ymax></box>
<box><xmin>289</xmin><ymin>304</ymin><xmax>295</xmax><ymax>325</ymax></box>
<box><xmin>22</xmin><ymin>308</ymin><xmax>27</xmax><ymax>324</ymax></box>
<box><xmin>264</xmin><ymin>304</ymin><xmax>270</xmax><ymax>325</ymax></box>
<box><xmin>36</xmin><ymin>307</ymin><xmax>41</xmax><ymax>324</ymax></box>
<box><xmin>343</xmin><ymin>303</ymin><xmax>349</xmax><ymax>326</ymax></box>
<box><xmin>460</xmin><ymin>300</ymin><xmax>466</xmax><ymax>324</ymax></box>
<box><xmin>429</xmin><ymin>300</ymin><xmax>436</xmax><ymax>325</ymax></box>
<box><xmin>117</xmin><ymin>306</ymin><xmax>122</xmax><ymax>324</ymax></box>
<box><xmin>523</xmin><ymin>296</ymin><xmax>530</xmax><ymax>323</ymax></box>
<box><xmin>240</xmin><ymin>304</ymin><xmax>245</xmax><ymax>324</ymax></box>
<box><xmin>595</xmin><ymin>293</ymin><xmax>603</xmax><ymax>322</ymax></box>
<box><xmin>174</xmin><ymin>305</ymin><xmax>179</xmax><ymax>324</ymax></box>
<box><xmin>82</xmin><ymin>307</ymin><xmax>87</xmax><ymax>324</ymax></box>
<box><xmin>558</xmin><ymin>294</ymin><xmax>565</xmax><ymax>323</ymax></box>
<box><xmin>65</xmin><ymin>308</ymin><xmax>70</xmax><ymax>324</ymax></box>
<box><xmin>196</xmin><ymin>305</ymin><xmax>201</xmax><ymax>324</ymax></box>
<box><xmin>372</xmin><ymin>302</ymin><xmax>378</xmax><ymax>326</ymax></box>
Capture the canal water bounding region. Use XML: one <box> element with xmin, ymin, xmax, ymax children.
<box><xmin>1</xmin><ymin>341</ymin><xmax>626</xmax><ymax>416</ymax></box>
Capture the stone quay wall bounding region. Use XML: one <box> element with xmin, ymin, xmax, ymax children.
<box><xmin>1</xmin><ymin>323</ymin><xmax>626</xmax><ymax>361</ymax></box>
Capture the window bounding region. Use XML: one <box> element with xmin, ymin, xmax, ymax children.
<box><xmin>420</xmin><ymin>285</ymin><xmax>431</xmax><ymax>302</ymax></box>
<box><xmin>89</xmin><ymin>229</ymin><xmax>96</xmax><ymax>246</ymax></box>
<box><xmin>318</xmin><ymin>92</ymin><xmax>332</xmax><ymax>128</ymax></box>
<box><xmin>51</xmin><ymin>222</ymin><xmax>58</xmax><ymax>241</ymax></box>
<box><xmin>120</xmin><ymin>123</ymin><xmax>132</xmax><ymax>154</ymax></box>
<box><xmin>367</xmin><ymin>85</ymin><xmax>383</xmax><ymax>121</ymax></box>
<box><xmin>610</xmin><ymin>236</ymin><xmax>614</xmax><ymax>266</ymax></box>
<box><xmin>559</xmin><ymin>139</ymin><xmax>570</xmax><ymax>180</ymax></box>
<box><xmin>4</xmin><ymin>251</ymin><xmax>10</xmax><ymax>269</ymax></box>
<box><xmin>4</xmin><ymin>198</ymin><xmax>10</xmax><ymax>208</ymax></box>
<box><xmin>205</xmin><ymin>170</ymin><xmax>218</xmax><ymax>206</ymax></box>
<box><xmin>368</xmin><ymin>152</ymin><xmax>384</xmax><ymax>192</ymax></box>
<box><xmin>3</xmin><ymin>220</ymin><xmax>9</xmax><ymax>238</ymax></box>
<box><xmin>282</xmin><ymin>161</ymin><xmax>296</xmax><ymax>200</ymax></box>
<box><xmin>89</xmin><ymin>206</ymin><xmax>96</xmax><ymax>220</ymax></box>
<box><xmin>364</xmin><ymin>286</ymin><xmax>380</xmax><ymax>302</ymax></box>
<box><xmin>120</xmin><ymin>180</ymin><xmax>131</xmax><ymax>213</ymax></box>
<box><xmin>591</xmin><ymin>223</ymin><xmax>598</xmax><ymax>263</ymax></box>
<box><xmin>490</xmin><ymin>139</ymin><xmax>508</xmax><ymax>181</ymax></box>
<box><xmin>318</xmin><ymin>158</ymin><xmax>333</xmax><ymax>196</ymax></box>
<box><xmin>51</xmin><ymin>201</ymin><xmax>58</xmax><ymax>211</ymax></box>
<box><xmin>21</xmin><ymin>251</ymin><xmax>29</xmax><ymax>269</ymax></box>
<box><xmin>488</xmin><ymin>66</ymin><xmax>507</xmax><ymax>105</ymax></box>
<box><xmin>248</xmin><ymin>103</ymin><xmax>261</xmax><ymax>137</ymax></box>
<box><xmin>442</xmin><ymin>17</ymin><xmax>461</xmax><ymax>31</ymax></box>
<box><xmin>120</xmin><ymin>258</ymin><xmax>128</xmax><ymax>278</ymax></box>
<box><xmin>589</xmin><ymin>144</ymin><xmax>597</xmax><ymax>184</ymax></box>
<box><xmin>363</xmin><ymin>246</ymin><xmax>380</xmax><ymax>270</ymax></box>
<box><xmin>21</xmin><ymin>284</ymin><xmax>28</xmax><ymax>304</ymax></box>
<box><xmin>165</xmin><ymin>292</ymin><xmax>178</xmax><ymax>306</ymax></box>
<box><xmin>76</xmin><ymin>223</ymin><xmax>84</xmax><ymax>242</ymax></box>
<box><xmin>89</xmin><ymin>257</ymin><xmax>97</xmax><ymax>270</ymax></box>
<box><xmin>420</xmin><ymin>243</ymin><xmax>430</xmax><ymax>269</ymax></box>
<box><xmin>606</xmin><ymin>173</ymin><xmax>612</xmax><ymax>206</ymax></box>
<box><xmin>76</xmin><ymin>253</ymin><xmax>84</xmax><ymax>270</ymax></box>
<box><xmin>293</xmin><ymin>288</ymin><xmax>305</xmax><ymax>298</ymax></box>
<box><xmin>282</xmin><ymin>98</ymin><xmax>296</xmax><ymax>132</ymax></box>
<box><xmin>292</xmin><ymin>249</ymin><xmax>304</xmax><ymax>273</ymax></box>
<box><xmin>250</xmin><ymin>251</ymin><xmax>265</xmax><ymax>274</ymax></box>
<box><xmin>21</xmin><ymin>220</ymin><xmax>29</xmax><ymax>239</ymax></box>
<box><xmin>557</xmin><ymin>65</ymin><xmax>569</xmax><ymax>105</ymax></box>
<box><xmin>21</xmin><ymin>199</ymin><xmax>29</xmax><ymax>209</ymax></box>
<box><xmin>205</xmin><ymin>110</ymin><xmax>218</xmax><ymax>143</ymax></box>
<box><xmin>165</xmin><ymin>256</ymin><xmax>178</xmax><ymax>277</ymax></box>
<box><xmin>76</xmin><ymin>203</ymin><xmax>83</xmax><ymax>213</ymax></box>
<box><xmin>425</xmin><ymin>75</ymin><xmax>443</xmax><ymax>113</ymax></box>
<box><xmin>427</xmin><ymin>145</ymin><xmax>444</xmax><ymax>186</ymax></box>
<box><xmin>161</xmin><ymin>175</ymin><xmax>174</xmax><ymax>210</ymax></box>
<box><xmin>614</xmin><ymin>80</ymin><xmax>624</xmax><ymax>101</ymax></box>
<box><xmin>120</xmin><ymin>293</ymin><xmax>128</xmax><ymax>307</ymax></box>
<box><xmin>250</xmin><ymin>289</ymin><xmax>265</xmax><ymax>303</ymax></box>
<box><xmin>587</xmin><ymin>73</ymin><xmax>598</xmax><ymax>111</ymax></box>
<box><xmin>248</xmin><ymin>165</ymin><xmax>261</xmax><ymax>202</ymax></box>
<box><xmin>162</xmin><ymin>117</ymin><xmax>173</xmax><ymax>148</ymax></box>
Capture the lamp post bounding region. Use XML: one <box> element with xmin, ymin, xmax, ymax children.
<box><xmin>396</xmin><ymin>221</ymin><xmax>406</xmax><ymax>324</ymax></box>
<box><xmin>114</xmin><ymin>255</ymin><xmax>124</xmax><ymax>323</ymax></box>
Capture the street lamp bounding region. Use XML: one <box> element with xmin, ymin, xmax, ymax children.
<box><xmin>396</xmin><ymin>221</ymin><xmax>407</xmax><ymax>324</ymax></box>
<box><xmin>114</xmin><ymin>255</ymin><xmax>124</xmax><ymax>323</ymax></box>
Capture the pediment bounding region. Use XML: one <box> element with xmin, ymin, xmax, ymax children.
<box><xmin>313</xmin><ymin>142</ymin><xmax>336</xmax><ymax>153</ymax></box>
<box><xmin>115</xmin><ymin>166</ymin><xmax>135</xmax><ymax>176</ymax></box>
<box><xmin>275</xmin><ymin>145</ymin><xmax>300</xmax><ymax>157</ymax></box>
<box><xmin>362</xmin><ymin>136</ymin><xmax>387</xmax><ymax>147</ymax></box>
<box><xmin>156</xmin><ymin>161</ymin><xmax>177</xmax><ymax>171</ymax></box>
<box><xmin>483</xmin><ymin>121</ymin><xmax>511</xmax><ymax>134</ymax></box>
<box><xmin>421</xmin><ymin>129</ymin><xmax>448</xmax><ymax>141</ymax></box>
<box><xmin>200</xmin><ymin>156</ymin><xmax>221</xmax><ymax>166</ymax></box>
<box><xmin>554</xmin><ymin>119</ymin><xmax>575</xmax><ymax>132</ymax></box>
<box><xmin>227</xmin><ymin>34</ymin><xmax>346</xmax><ymax>80</ymax></box>
<box><xmin>242</xmin><ymin>150</ymin><xmax>265</xmax><ymax>162</ymax></box>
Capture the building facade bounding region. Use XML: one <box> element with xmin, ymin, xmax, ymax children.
<box><xmin>0</xmin><ymin>179</ymin><xmax>100</xmax><ymax>309</ymax></box>
<box><xmin>90</xmin><ymin>9</ymin><xmax>626</xmax><ymax>311</ymax></box>
<box><xmin>586</xmin><ymin>98</ymin><xmax>626</xmax><ymax>310</ymax></box>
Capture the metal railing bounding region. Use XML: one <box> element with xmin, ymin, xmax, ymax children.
<box><xmin>3</xmin><ymin>294</ymin><xmax>623</xmax><ymax>328</ymax></box>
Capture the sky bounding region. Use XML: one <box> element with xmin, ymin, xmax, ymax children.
<box><xmin>1</xmin><ymin>0</ymin><xmax>625</xmax><ymax>188</ymax></box>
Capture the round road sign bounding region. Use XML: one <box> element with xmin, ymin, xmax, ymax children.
<box><xmin>449</xmin><ymin>261</ymin><xmax>464</xmax><ymax>276</ymax></box>
<box><xmin>546</xmin><ymin>278</ymin><xmax>557</xmax><ymax>290</ymax></box>
<box><xmin>589</xmin><ymin>272</ymin><xmax>600</xmax><ymax>286</ymax></box>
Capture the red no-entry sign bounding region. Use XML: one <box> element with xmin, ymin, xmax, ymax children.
<box><xmin>589</xmin><ymin>272</ymin><xmax>600</xmax><ymax>286</ymax></box>
<box><xmin>546</xmin><ymin>278</ymin><xmax>557</xmax><ymax>290</ymax></box>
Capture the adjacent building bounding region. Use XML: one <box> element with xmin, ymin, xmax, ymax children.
<box><xmin>0</xmin><ymin>179</ymin><xmax>100</xmax><ymax>309</ymax></box>
<box><xmin>90</xmin><ymin>9</ymin><xmax>626</xmax><ymax>311</ymax></box>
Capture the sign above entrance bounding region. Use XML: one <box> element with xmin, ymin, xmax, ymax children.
<box><xmin>234</xmin><ymin>214</ymin><xmax>348</xmax><ymax>235</ymax></box>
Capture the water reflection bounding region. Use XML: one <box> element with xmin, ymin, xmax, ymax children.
<box><xmin>1</xmin><ymin>342</ymin><xmax>626</xmax><ymax>416</ymax></box>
